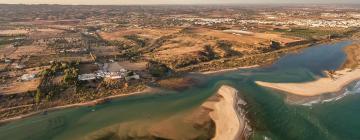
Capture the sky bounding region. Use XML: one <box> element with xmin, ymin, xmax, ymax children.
<box><xmin>0</xmin><ymin>0</ymin><xmax>359</xmax><ymax>5</ymax></box>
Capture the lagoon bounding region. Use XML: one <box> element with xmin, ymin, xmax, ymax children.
<box><xmin>1</xmin><ymin>41</ymin><xmax>359</xmax><ymax>140</ymax></box>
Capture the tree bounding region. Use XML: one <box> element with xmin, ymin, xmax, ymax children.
<box><xmin>35</xmin><ymin>88</ymin><xmax>42</xmax><ymax>104</ymax></box>
<box><xmin>61</xmin><ymin>62</ymin><xmax>68</xmax><ymax>69</ymax></box>
<box><xmin>203</xmin><ymin>45</ymin><xmax>217</xmax><ymax>59</ymax></box>
<box><xmin>216</xmin><ymin>40</ymin><xmax>241</xmax><ymax>57</ymax></box>
<box><xmin>42</xmin><ymin>69</ymin><xmax>50</xmax><ymax>76</ymax></box>
<box><xmin>63</xmin><ymin>73</ymin><xmax>72</xmax><ymax>84</ymax></box>
<box><xmin>63</xmin><ymin>67</ymin><xmax>79</xmax><ymax>85</ymax></box>
<box><xmin>148</xmin><ymin>61</ymin><xmax>171</xmax><ymax>77</ymax></box>
<box><xmin>270</xmin><ymin>40</ymin><xmax>282</xmax><ymax>50</ymax></box>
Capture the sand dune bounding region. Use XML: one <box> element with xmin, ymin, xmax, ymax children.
<box><xmin>256</xmin><ymin>68</ymin><xmax>360</xmax><ymax>96</ymax></box>
<box><xmin>202</xmin><ymin>85</ymin><xmax>243</xmax><ymax>140</ymax></box>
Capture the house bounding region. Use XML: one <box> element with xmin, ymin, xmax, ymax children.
<box><xmin>12</xmin><ymin>63</ymin><xmax>25</xmax><ymax>69</ymax></box>
<box><xmin>4</xmin><ymin>59</ymin><xmax>11</xmax><ymax>63</ymax></box>
<box><xmin>94</xmin><ymin>70</ymin><xmax>125</xmax><ymax>80</ymax></box>
<box><xmin>125</xmin><ymin>72</ymin><xmax>140</xmax><ymax>81</ymax></box>
<box><xmin>108</xmin><ymin>72</ymin><xmax>123</xmax><ymax>79</ymax></box>
<box><xmin>79</xmin><ymin>62</ymin><xmax>140</xmax><ymax>81</ymax></box>
<box><xmin>78</xmin><ymin>74</ymin><xmax>96</xmax><ymax>81</ymax></box>
<box><xmin>21</xmin><ymin>74</ymin><xmax>36</xmax><ymax>81</ymax></box>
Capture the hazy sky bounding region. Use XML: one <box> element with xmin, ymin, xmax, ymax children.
<box><xmin>0</xmin><ymin>0</ymin><xmax>359</xmax><ymax>5</ymax></box>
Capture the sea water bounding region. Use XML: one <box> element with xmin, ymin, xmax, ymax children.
<box><xmin>0</xmin><ymin>41</ymin><xmax>357</xmax><ymax>140</ymax></box>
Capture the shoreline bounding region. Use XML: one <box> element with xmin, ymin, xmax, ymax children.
<box><xmin>0</xmin><ymin>87</ymin><xmax>154</xmax><ymax>124</ymax></box>
<box><xmin>256</xmin><ymin>68</ymin><xmax>360</xmax><ymax>96</ymax></box>
<box><xmin>200</xmin><ymin>65</ymin><xmax>259</xmax><ymax>75</ymax></box>
<box><xmin>202</xmin><ymin>85</ymin><xmax>247</xmax><ymax>140</ymax></box>
<box><xmin>0</xmin><ymin>39</ymin><xmax>355</xmax><ymax>125</ymax></box>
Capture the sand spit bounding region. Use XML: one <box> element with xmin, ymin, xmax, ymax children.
<box><xmin>200</xmin><ymin>65</ymin><xmax>259</xmax><ymax>75</ymax></box>
<box><xmin>202</xmin><ymin>85</ymin><xmax>248</xmax><ymax>140</ymax></box>
<box><xmin>256</xmin><ymin>68</ymin><xmax>360</xmax><ymax>96</ymax></box>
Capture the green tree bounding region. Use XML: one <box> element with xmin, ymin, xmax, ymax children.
<box><xmin>35</xmin><ymin>88</ymin><xmax>42</xmax><ymax>104</ymax></box>
<box><xmin>42</xmin><ymin>69</ymin><xmax>50</xmax><ymax>76</ymax></box>
<box><xmin>148</xmin><ymin>61</ymin><xmax>170</xmax><ymax>77</ymax></box>
<box><xmin>270</xmin><ymin>40</ymin><xmax>282</xmax><ymax>50</ymax></box>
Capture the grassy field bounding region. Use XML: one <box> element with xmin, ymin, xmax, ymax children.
<box><xmin>271</xmin><ymin>28</ymin><xmax>348</xmax><ymax>39</ymax></box>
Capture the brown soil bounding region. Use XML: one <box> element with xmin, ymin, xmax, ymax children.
<box><xmin>0</xmin><ymin>30</ymin><xmax>28</xmax><ymax>35</ymax></box>
<box><xmin>0</xmin><ymin>78</ymin><xmax>41</xmax><ymax>95</ymax></box>
<box><xmin>341</xmin><ymin>43</ymin><xmax>360</xmax><ymax>69</ymax></box>
<box><xmin>117</xmin><ymin>61</ymin><xmax>148</xmax><ymax>71</ymax></box>
<box><xmin>7</xmin><ymin>45</ymin><xmax>46</xmax><ymax>60</ymax></box>
<box><xmin>99</xmin><ymin>28</ymin><xmax>180</xmax><ymax>41</ymax></box>
<box><xmin>79</xmin><ymin>63</ymin><xmax>99</xmax><ymax>74</ymax></box>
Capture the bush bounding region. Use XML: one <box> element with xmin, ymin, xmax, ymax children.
<box><xmin>124</xmin><ymin>34</ymin><xmax>147</xmax><ymax>47</ymax></box>
<box><xmin>148</xmin><ymin>61</ymin><xmax>171</xmax><ymax>77</ymax></box>
<box><xmin>216</xmin><ymin>40</ymin><xmax>241</xmax><ymax>57</ymax></box>
<box><xmin>270</xmin><ymin>41</ymin><xmax>281</xmax><ymax>50</ymax></box>
<box><xmin>35</xmin><ymin>88</ymin><xmax>42</xmax><ymax>104</ymax></box>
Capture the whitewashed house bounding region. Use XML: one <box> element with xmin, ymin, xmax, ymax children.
<box><xmin>78</xmin><ymin>74</ymin><xmax>96</xmax><ymax>81</ymax></box>
<box><xmin>21</xmin><ymin>74</ymin><xmax>36</xmax><ymax>81</ymax></box>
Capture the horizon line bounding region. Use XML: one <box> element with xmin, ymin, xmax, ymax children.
<box><xmin>0</xmin><ymin>2</ymin><xmax>360</xmax><ymax>6</ymax></box>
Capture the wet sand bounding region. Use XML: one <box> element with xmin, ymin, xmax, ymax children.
<box><xmin>200</xmin><ymin>65</ymin><xmax>259</xmax><ymax>75</ymax></box>
<box><xmin>256</xmin><ymin>68</ymin><xmax>360</xmax><ymax>96</ymax></box>
<box><xmin>202</xmin><ymin>85</ymin><xmax>244</xmax><ymax>140</ymax></box>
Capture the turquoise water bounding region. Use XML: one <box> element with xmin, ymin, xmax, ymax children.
<box><xmin>0</xmin><ymin>41</ymin><xmax>358</xmax><ymax>140</ymax></box>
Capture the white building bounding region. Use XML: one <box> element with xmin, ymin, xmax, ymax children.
<box><xmin>78</xmin><ymin>74</ymin><xmax>96</xmax><ymax>81</ymax></box>
<box><xmin>4</xmin><ymin>59</ymin><xmax>11</xmax><ymax>63</ymax></box>
<box><xmin>12</xmin><ymin>63</ymin><xmax>25</xmax><ymax>69</ymax></box>
<box><xmin>21</xmin><ymin>74</ymin><xmax>36</xmax><ymax>81</ymax></box>
<box><xmin>79</xmin><ymin>62</ymin><xmax>140</xmax><ymax>81</ymax></box>
<box><xmin>125</xmin><ymin>72</ymin><xmax>140</xmax><ymax>81</ymax></box>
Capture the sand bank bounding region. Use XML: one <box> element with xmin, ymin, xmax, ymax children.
<box><xmin>202</xmin><ymin>85</ymin><xmax>245</xmax><ymax>140</ymax></box>
<box><xmin>200</xmin><ymin>65</ymin><xmax>259</xmax><ymax>75</ymax></box>
<box><xmin>256</xmin><ymin>68</ymin><xmax>360</xmax><ymax>96</ymax></box>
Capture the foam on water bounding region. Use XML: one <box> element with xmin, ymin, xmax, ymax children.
<box><xmin>302</xmin><ymin>80</ymin><xmax>360</xmax><ymax>106</ymax></box>
<box><xmin>264</xmin><ymin>136</ymin><xmax>272</xmax><ymax>140</ymax></box>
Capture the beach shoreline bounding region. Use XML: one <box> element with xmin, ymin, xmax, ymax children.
<box><xmin>0</xmin><ymin>87</ymin><xmax>155</xmax><ymax>124</ymax></box>
<box><xmin>202</xmin><ymin>85</ymin><xmax>248</xmax><ymax>140</ymax></box>
<box><xmin>256</xmin><ymin>68</ymin><xmax>360</xmax><ymax>97</ymax></box>
<box><xmin>0</xmin><ymin>39</ymin><xmax>346</xmax><ymax>124</ymax></box>
<box><xmin>256</xmin><ymin>42</ymin><xmax>360</xmax><ymax>97</ymax></box>
<box><xmin>200</xmin><ymin>65</ymin><xmax>259</xmax><ymax>75</ymax></box>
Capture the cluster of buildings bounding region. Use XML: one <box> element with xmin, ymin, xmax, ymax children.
<box><xmin>181</xmin><ymin>17</ymin><xmax>235</xmax><ymax>26</ymax></box>
<box><xmin>78</xmin><ymin>62</ymin><xmax>140</xmax><ymax>82</ymax></box>
<box><xmin>286</xmin><ymin>19</ymin><xmax>360</xmax><ymax>28</ymax></box>
<box><xmin>236</xmin><ymin>19</ymin><xmax>360</xmax><ymax>28</ymax></box>
<box><xmin>321</xmin><ymin>12</ymin><xmax>360</xmax><ymax>19</ymax></box>
<box><xmin>20</xmin><ymin>73</ymin><xmax>36</xmax><ymax>81</ymax></box>
<box><xmin>178</xmin><ymin>11</ymin><xmax>360</xmax><ymax>28</ymax></box>
<box><xmin>59</xmin><ymin>48</ymin><xmax>88</xmax><ymax>54</ymax></box>
<box><xmin>3</xmin><ymin>58</ymin><xmax>26</xmax><ymax>69</ymax></box>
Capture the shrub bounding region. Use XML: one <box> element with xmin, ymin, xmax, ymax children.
<box><xmin>148</xmin><ymin>61</ymin><xmax>171</xmax><ymax>77</ymax></box>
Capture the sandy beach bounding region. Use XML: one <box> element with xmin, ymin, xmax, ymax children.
<box><xmin>256</xmin><ymin>68</ymin><xmax>360</xmax><ymax>96</ymax></box>
<box><xmin>200</xmin><ymin>65</ymin><xmax>259</xmax><ymax>75</ymax></box>
<box><xmin>202</xmin><ymin>85</ymin><xmax>245</xmax><ymax>140</ymax></box>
